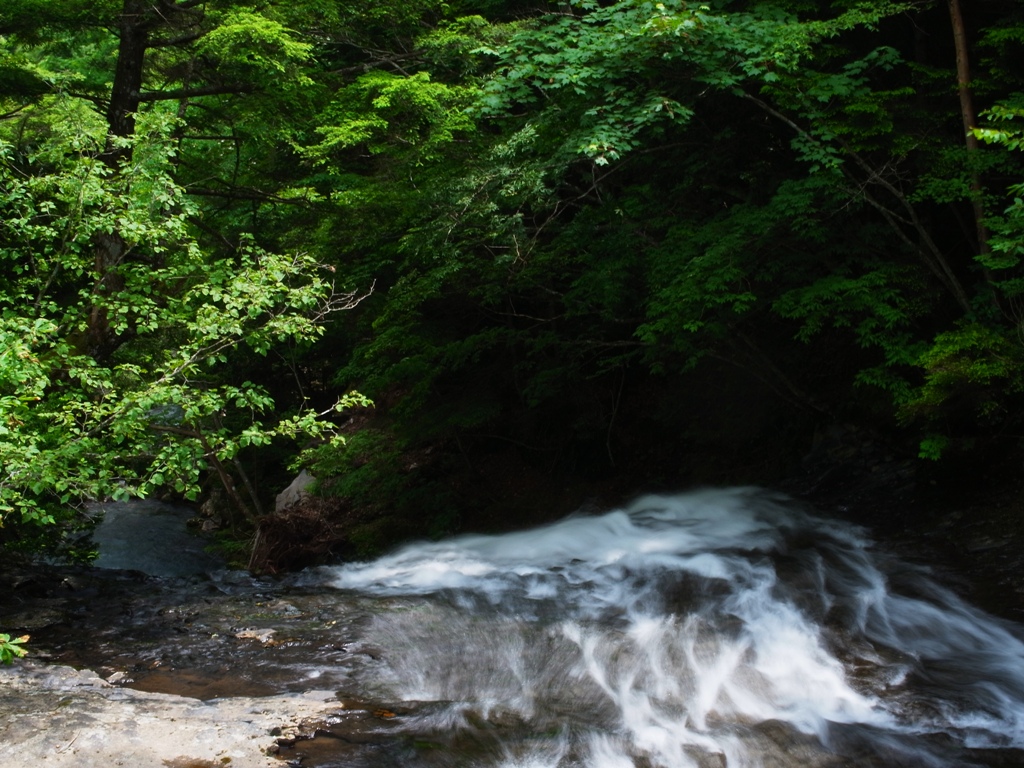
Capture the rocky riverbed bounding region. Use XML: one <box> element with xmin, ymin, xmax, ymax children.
<box><xmin>0</xmin><ymin>501</ymin><xmax>342</xmax><ymax>767</ymax></box>
<box><xmin>6</xmin><ymin>448</ymin><xmax>1024</xmax><ymax>767</ymax></box>
<box><xmin>0</xmin><ymin>661</ymin><xmax>340</xmax><ymax>767</ymax></box>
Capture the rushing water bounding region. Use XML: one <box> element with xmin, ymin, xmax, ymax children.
<box><xmin>299</xmin><ymin>488</ymin><xmax>1024</xmax><ymax>767</ymax></box>
<box><xmin>29</xmin><ymin>488</ymin><xmax>1024</xmax><ymax>766</ymax></box>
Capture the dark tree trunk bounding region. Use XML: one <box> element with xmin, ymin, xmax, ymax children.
<box><xmin>91</xmin><ymin>0</ymin><xmax>152</xmax><ymax>357</ymax></box>
<box><xmin>86</xmin><ymin>233</ymin><xmax>129</xmax><ymax>359</ymax></box>
<box><xmin>102</xmin><ymin>0</ymin><xmax>150</xmax><ymax>166</ymax></box>
<box><xmin>948</xmin><ymin>0</ymin><xmax>991</xmax><ymax>259</ymax></box>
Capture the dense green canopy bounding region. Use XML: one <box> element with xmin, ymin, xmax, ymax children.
<box><xmin>2</xmin><ymin>0</ymin><xmax>1024</xmax><ymax>559</ymax></box>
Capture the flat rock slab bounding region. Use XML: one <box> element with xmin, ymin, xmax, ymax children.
<box><xmin>91</xmin><ymin>501</ymin><xmax>224</xmax><ymax>576</ymax></box>
<box><xmin>0</xmin><ymin>661</ymin><xmax>337</xmax><ymax>767</ymax></box>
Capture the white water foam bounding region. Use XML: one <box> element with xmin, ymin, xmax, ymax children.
<box><xmin>318</xmin><ymin>488</ymin><xmax>1024</xmax><ymax>766</ymax></box>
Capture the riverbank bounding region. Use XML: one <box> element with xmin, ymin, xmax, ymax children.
<box><xmin>0</xmin><ymin>661</ymin><xmax>339</xmax><ymax>767</ymax></box>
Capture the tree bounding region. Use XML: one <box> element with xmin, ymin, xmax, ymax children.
<box><xmin>316</xmin><ymin>0</ymin><xmax>1024</xmax><ymax>492</ymax></box>
<box><xmin>6</xmin><ymin>0</ymin><xmax>1024</xmax><ymax>561</ymax></box>
<box><xmin>0</xmin><ymin>2</ymin><xmax>372</xmax><ymax>556</ymax></box>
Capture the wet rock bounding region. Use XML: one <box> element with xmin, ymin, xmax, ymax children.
<box><xmin>104</xmin><ymin>670</ymin><xmax>133</xmax><ymax>685</ymax></box>
<box><xmin>198</xmin><ymin>488</ymin><xmax>231</xmax><ymax>530</ymax></box>
<box><xmin>2</xmin><ymin>602</ymin><xmax>67</xmax><ymax>631</ymax></box>
<box><xmin>233</xmin><ymin>628</ymin><xmax>277</xmax><ymax>644</ymax></box>
<box><xmin>0</xmin><ymin>660</ymin><xmax>341</xmax><ymax>768</ymax></box>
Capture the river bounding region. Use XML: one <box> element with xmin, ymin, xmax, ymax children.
<box><xmin>13</xmin><ymin>488</ymin><xmax>1024</xmax><ymax>766</ymax></box>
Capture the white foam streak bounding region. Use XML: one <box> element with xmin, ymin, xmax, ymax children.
<box><xmin>320</xmin><ymin>488</ymin><xmax>1024</xmax><ymax>766</ymax></box>
<box><xmin>328</xmin><ymin>490</ymin><xmax>780</xmax><ymax>600</ymax></box>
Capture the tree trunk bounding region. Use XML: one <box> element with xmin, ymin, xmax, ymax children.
<box><xmin>948</xmin><ymin>0</ymin><xmax>991</xmax><ymax>259</ymax></box>
<box><xmin>102</xmin><ymin>0</ymin><xmax>150</xmax><ymax>166</ymax></box>
<box><xmin>90</xmin><ymin>0</ymin><xmax>152</xmax><ymax>357</ymax></box>
<box><xmin>87</xmin><ymin>232</ymin><xmax>129</xmax><ymax>359</ymax></box>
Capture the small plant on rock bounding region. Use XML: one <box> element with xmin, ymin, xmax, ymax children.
<box><xmin>0</xmin><ymin>633</ymin><xmax>29</xmax><ymax>664</ymax></box>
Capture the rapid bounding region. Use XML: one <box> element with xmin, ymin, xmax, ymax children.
<box><xmin>299</xmin><ymin>488</ymin><xmax>1024</xmax><ymax>766</ymax></box>
<box><xmin>21</xmin><ymin>488</ymin><xmax>1024</xmax><ymax>767</ymax></box>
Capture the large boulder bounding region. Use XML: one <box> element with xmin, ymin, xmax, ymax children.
<box><xmin>274</xmin><ymin>470</ymin><xmax>316</xmax><ymax>513</ymax></box>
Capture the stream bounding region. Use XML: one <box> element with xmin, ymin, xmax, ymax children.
<box><xmin>17</xmin><ymin>488</ymin><xmax>1024</xmax><ymax>767</ymax></box>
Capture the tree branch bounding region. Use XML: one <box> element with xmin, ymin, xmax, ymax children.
<box><xmin>138</xmin><ymin>84</ymin><xmax>255</xmax><ymax>101</ymax></box>
<box><xmin>328</xmin><ymin>51</ymin><xmax>423</xmax><ymax>77</ymax></box>
<box><xmin>0</xmin><ymin>103</ymin><xmax>32</xmax><ymax>121</ymax></box>
<box><xmin>148</xmin><ymin>31</ymin><xmax>206</xmax><ymax>48</ymax></box>
<box><xmin>185</xmin><ymin>185</ymin><xmax>314</xmax><ymax>206</ymax></box>
<box><xmin>738</xmin><ymin>89</ymin><xmax>972</xmax><ymax>313</ymax></box>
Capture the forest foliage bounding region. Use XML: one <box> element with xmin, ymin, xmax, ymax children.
<box><xmin>2</xmin><ymin>0</ymin><xmax>1024</xmax><ymax>560</ymax></box>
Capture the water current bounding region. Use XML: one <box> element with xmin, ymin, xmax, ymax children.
<box><xmin>288</xmin><ymin>488</ymin><xmax>1024</xmax><ymax>767</ymax></box>
<box><xmin>34</xmin><ymin>488</ymin><xmax>1024</xmax><ymax>766</ymax></box>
